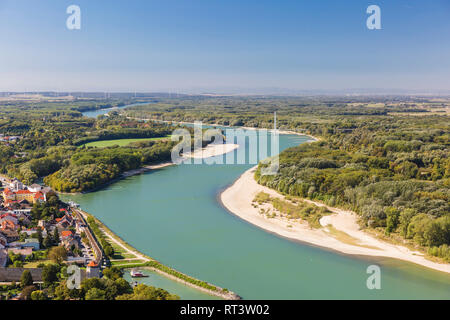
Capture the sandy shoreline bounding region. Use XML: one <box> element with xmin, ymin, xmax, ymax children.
<box><xmin>125</xmin><ymin>143</ymin><xmax>240</xmax><ymax>175</ymax></box>
<box><xmin>220</xmin><ymin>166</ymin><xmax>450</xmax><ymax>274</ymax></box>
<box><xmin>187</xmin><ymin>143</ymin><xmax>239</xmax><ymax>159</ymax></box>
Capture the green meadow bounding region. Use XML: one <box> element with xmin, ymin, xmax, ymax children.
<box><xmin>82</xmin><ymin>136</ymin><xmax>171</xmax><ymax>148</ymax></box>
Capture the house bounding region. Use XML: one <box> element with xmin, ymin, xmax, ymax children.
<box><xmin>61</xmin><ymin>230</ymin><xmax>73</xmax><ymax>239</ymax></box>
<box><xmin>68</xmin><ymin>201</ymin><xmax>80</xmax><ymax>208</ymax></box>
<box><xmin>1</xmin><ymin>219</ymin><xmax>18</xmax><ymax>232</ymax></box>
<box><xmin>16</xmin><ymin>190</ymin><xmax>36</xmax><ymax>203</ymax></box>
<box><xmin>0</xmin><ymin>233</ymin><xmax>7</xmax><ymax>247</ymax></box>
<box><xmin>62</xmin><ymin>237</ymin><xmax>79</xmax><ymax>251</ymax></box>
<box><xmin>20</xmin><ymin>229</ymin><xmax>38</xmax><ymax>237</ymax></box>
<box><xmin>28</xmin><ymin>184</ymin><xmax>42</xmax><ymax>193</ymax></box>
<box><xmin>75</xmin><ymin>221</ymin><xmax>87</xmax><ymax>234</ymax></box>
<box><xmin>2</xmin><ymin>188</ymin><xmax>15</xmax><ymax>202</ymax></box>
<box><xmin>61</xmin><ymin>230</ymin><xmax>79</xmax><ymax>250</ymax></box>
<box><xmin>15</xmin><ymin>212</ymin><xmax>31</xmax><ymax>226</ymax></box>
<box><xmin>9</xmin><ymin>179</ymin><xmax>24</xmax><ymax>192</ymax></box>
<box><xmin>86</xmin><ymin>261</ymin><xmax>100</xmax><ymax>278</ymax></box>
<box><xmin>56</xmin><ymin>214</ymin><xmax>74</xmax><ymax>230</ymax></box>
<box><xmin>0</xmin><ymin>230</ymin><xmax>19</xmax><ymax>242</ymax></box>
<box><xmin>18</xmin><ymin>199</ymin><xmax>30</xmax><ymax>206</ymax></box>
<box><xmin>7</xmin><ymin>247</ymin><xmax>33</xmax><ymax>257</ymax></box>
<box><xmin>0</xmin><ymin>249</ymin><xmax>7</xmax><ymax>267</ymax></box>
<box><xmin>10</xmin><ymin>239</ymin><xmax>40</xmax><ymax>251</ymax></box>
<box><xmin>0</xmin><ymin>136</ymin><xmax>21</xmax><ymax>143</ymax></box>
<box><xmin>67</xmin><ymin>256</ymin><xmax>87</xmax><ymax>265</ymax></box>
<box><xmin>38</xmin><ymin>220</ymin><xmax>48</xmax><ymax>229</ymax></box>
<box><xmin>8</xmin><ymin>208</ymin><xmax>32</xmax><ymax>215</ymax></box>
<box><xmin>2</xmin><ymin>186</ymin><xmax>46</xmax><ymax>206</ymax></box>
<box><xmin>0</xmin><ymin>213</ymin><xmax>19</xmax><ymax>226</ymax></box>
<box><xmin>33</xmin><ymin>191</ymin><xmax>46</xmax><ymax>203</ymax></box>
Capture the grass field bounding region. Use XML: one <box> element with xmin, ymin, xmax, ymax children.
<box><xmin>82</xmin><ymin>136</ymin><xmax>171</xmax><ymax>148</ymax></box>
<box><xmin>23</xmin><ymin>259</ymin><xmax>52</xmax><ymax>268</ymax></box>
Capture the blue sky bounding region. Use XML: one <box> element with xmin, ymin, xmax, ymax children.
<box><xmin>0</xmin><ymin>0</ymin><xmax>449</xmax><ymax>93</ymax></box>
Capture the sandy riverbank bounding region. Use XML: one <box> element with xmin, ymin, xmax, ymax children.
<box><xmin>220</xmin><ymin>166</ymin><xmax>450</xmax><ymax>274</ymax></box>
<box><xmin>123</xmin><ymin>143</ymin><xmax>240</xmax><ymax>177</ymax></box>
<box><xmin>187</xmin><ymin>143</ymin><xmax>239</xmax><ymax>159</ymax></box>
<box><xmin>122</xmin><ymin>140</ymin><xmax>240</xmax><ymax>178</ymax></box>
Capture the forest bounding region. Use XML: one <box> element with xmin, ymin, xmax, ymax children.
<box><xmin>0</xmin><ymin>101</ymin><xmax>176</xmax><ymax>192</ymax></box>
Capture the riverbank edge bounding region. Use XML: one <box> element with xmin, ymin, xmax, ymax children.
<box><xmin>219</xmin><ymin>166</ymin><xmax>450</xmax><ymax>275</ymax></box>
<box><xmin>126</xmin><ymin>115</ymin><xmax>322</xmax><ymax>142</ymax></box>
<box><xmin>79</xmin><ymin>210</ymin><xmax>242</xmax><ymax>300</ymax></box>
<box><xmin>56</xmin><ymin>143</ymin><xmax>241</xmax><ymax>196</ymax></box>
<box><xmin>56</xmin><ymin>162</ymin><xmax>175</xmax><ymax>196</ymax></box>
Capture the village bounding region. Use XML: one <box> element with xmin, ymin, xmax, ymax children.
<box><xmin>0</xmin><ymin>176</ymin><xmax>103</xmax><ymax>285</ymax></box>
<box><xmin>0</xmin><ymin>134</ymin><xmax>21</xmax><ymax>144</ymax></box>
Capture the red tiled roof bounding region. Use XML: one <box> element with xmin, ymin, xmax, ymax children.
<box><xmin>3</xmin><ymin>188</ymin><xmax>13</xmax><ymax>195</ymax></box>
<box><xmin>61</xmin><ymin>230</ymin><xmax>73</xmax><ymax>238</ymax></box>
<box><xmin>0</xmin><ymin>213</ymin><xmax>16</xmax><ymax>219</ymax></box>
<box><xmin>34</xmin><ymin>191</ymin><xmax>44</xmax><ymax>199</ymax></box>
<box><xmin>16</xmin><ymin>190</ymin><xmax>32</xmax><ymax>194</ymax></box>
<box><xmin>87</xmin><ymin>261</ymin><xmax>98</xmax><ymax>267</ymax></box>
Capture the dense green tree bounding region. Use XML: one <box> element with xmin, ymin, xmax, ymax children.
<box><xmin>20</xmin><ymin>285</ymin><xmax>37</xmax><ymax>300</ymax></box>
<box><xmin>30</xmin><ymin>290</ymin><xmax>48</xmax><ymax>300</ymax></box>
<box><xmin>42</xmin><ymin>264</ymin><xmax>59</xmax><ymax>287</ymax></box>
<box><xmin>85</xmin><ymin>288</ymin><xmax>107</xmax><ymax>300</ymax></box>
<box><xmin>20</xmin><ymin>270</ymin><xmax>33</xmax><ymax>288</ymax></box>
<box><xmin>52</xmin><ymin>228</ymin><xmax>60</xmax><ymax>245</ymax></box>
<box><xmin>102</xmin><ymin>267</ymin><xmax>123</xmax><ymax>281</ymax></box>
<box><xmin>48</xmin><ymin>246</ymin><xmax>67</xmax><ymax>264</ymax></box>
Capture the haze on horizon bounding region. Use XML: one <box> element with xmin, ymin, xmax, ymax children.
<box><xmin>0</xmin><ymin>0</ymin><xmax>449</xmax><ymax>94</ymax></box>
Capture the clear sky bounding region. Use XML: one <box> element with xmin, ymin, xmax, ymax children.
<box><xmin>0</xmin><ymin>0</ymin><xmax>449</xmax><ymax>93</ymax></box>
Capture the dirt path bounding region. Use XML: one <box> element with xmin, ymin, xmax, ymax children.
<box><xmin>99</xmin><ymin>227</ymin><xmax>150</xmax><ymax>262</ymax></box>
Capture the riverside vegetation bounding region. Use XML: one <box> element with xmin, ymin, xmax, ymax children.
<box><xmin>253</xmin><ymin>191</ymin><xmax>330</xmax><ymax>228</ymax></box>
<box><xmin>0</xmin><ymin>265</ymin><xmax>179</xmax><ymax>300</ymax></box>
<box><xmin>0</xmin><ymin>99</ymin><xmax>208</xmax><ymax>193</ymax></box>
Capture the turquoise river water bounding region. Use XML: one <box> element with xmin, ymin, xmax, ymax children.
<box><xmin>61</xmin><ymin>107</ymin><xmax>450</xmax><ymax>299</ymax></box>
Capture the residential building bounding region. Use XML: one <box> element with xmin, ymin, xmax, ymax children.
<box><xmin>7</xmin><ymin>247</ymin><xmax>33</xmax><ymax>257</ymax></box>
<box><xmin>9</xmin><ymin>178</ymin><xmax>24</xmax><ymax>192</ymax></box>
<box><xmin>28</xmin><ymin>184</ymin><xmax>42</xmax><ymax>193</ymax></box>
<box><xmin>0</xmin><ymin>230</ymin><xmax>19</xmax><ymax>242</ymax></box>
<box><xmin>86</xmin><ymin>261</ymin><xmax>100</xmax><ymax>278</ymax></box>
<box><xmin>0</xmin><ymin>249</ymin><xmax>7</xmax><ymax>267</ymax></box>
<box><xmin>9</xmin><ymin>239</ymin><xmax>40</xmax><ymax>251</ymax></box>
<box><xmin>2</xmin><ymin>187</ymin><xmax>46</xmax><ymax>206</ymax></box>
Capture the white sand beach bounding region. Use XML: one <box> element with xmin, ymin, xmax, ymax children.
<box><xmin>123</xmin><ymin>143</ymin><xmax>240</xmax><ymax>177</ymax></box>
<box><xmin>220</xmin><ymin>166</ymin><xmax>450</xmax><ymax>274</ymax></box>
<box><xmin>187</xmin><ymin>143</ymin><xmax>239</xmax><ymax>159</ymax></box>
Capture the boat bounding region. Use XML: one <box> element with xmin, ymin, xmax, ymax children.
<box><xmin>130</xmin><ymin>269</ymin><xmax>148</xmax><ymax>278</ymax></box>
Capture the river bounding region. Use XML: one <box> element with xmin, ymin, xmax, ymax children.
<box><xmin>62</xmin><ymin>105</ymin><xmax>450</xmax><ymax>299</ymax></box>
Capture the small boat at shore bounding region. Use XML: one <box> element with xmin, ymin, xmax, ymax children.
<box><xmin>130</xmin><ymin>269</ymin><xmax>148</xmax><ymax>278</ymax></box>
